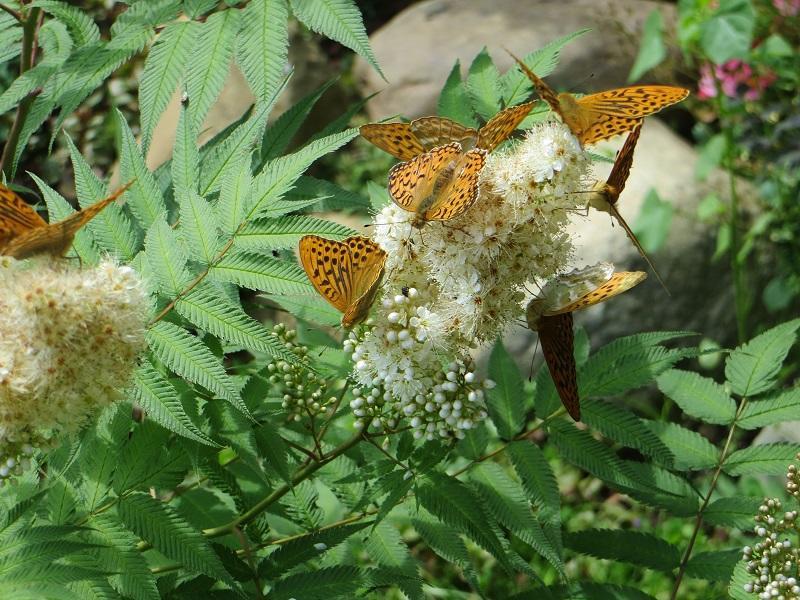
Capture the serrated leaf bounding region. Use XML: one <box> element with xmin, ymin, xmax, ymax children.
<box><xmin>179</xmin><ymin>192</ymin><xmax>220</xmax><ymax>265</ymax></box>
<box><xmin>34</xmin><ymin>0</ymin><xmax>100</xmax><ymax>45</ymax></box>
<box><xmin>144</xmin><ymin>216</ymin><xmax>191</xmax><ymax>296</ymax></box>
<box><xmin>617</xmin><ymin>461</ymin><xmax>700</xmax><ymax>516</ymax></box>
<box><xmin>117</xmin><ymin>492</ymin><xmax>230</xmax><ymax>583</ymax></box>
<box><xmin>77</xmin><ymin>405</ymin><xmax>130</xmax><ymax>512</ymax></box>
<box><xmin>657</xmin><ymin>369</ymin><xmax>735</xmax><ymax>425</ymax></box>
<box><xmin>723</xmin><ymin>443</ymin><xmax>800</xmax><ymax>476</ymax></box>
<box><xmin>132</xmin><ymin>360</ymin><xmax>218</xmax><ymax>446</ymax></box>
<box><xmin>139</xmin><ymin>20</ymin><xmax>198</xmax><ymax>152</ymax></box>
<box><xmin>209</xmin><ymin>250</ymin><xmax>314</xmax><ymax>294</ymax></box>
<box><xmin>264</xmin><ymin>293</ymin><xmax>341</xmax><ymax>326</ymax></box>
<box><xmin>563</xmin><ymin>529</ymin><xmax>680</xmax><ymax>572</ymax></box>
<box><xmin>738</xmin><ymin>387</ymin><xmax>800</xmax><ymax>430</ymax></box>
<box><xmin>685</xmin><ymin>549</ymin><xmax>741</xmax><ymax>582</ymax></box>
<box><xmin>644</xmin><ymin>420</ymin><xmax>718</xmax><ymax>470</ymax></box>
<box><xmin>438</xmin><ymin>60</ymin><xmax>478</xmax><ymax>126</ymax></box>
<box><xmin>215</xmin><ymin>159</ymin><xmax>252</xmax><ymax>236</ymax></box>
<box><xmin>412</xmin><ymin>518</ymin><xmax>481</xmax><ymax>590</ymax></box>
<box><xmin>507</xmin><ymin>442</ymin><xmax>560</xmax><ymax>523</ymax></box>
<box><xmin>253</xmin><ymin>419</ymin><xmax>290</xmax><ymax>483</ymax></box>
<box><xmin>725</xmin><ymin>319</ymin><xmax>800</xmax><ymax>397</ymax></box>
<box><xmin>704</xmin><ymin>497</ymin><xmax>762</xmax><ymax>530</ymax></box>
<box><xmin>236</xmin><ymin>0</ymin><xmax>289</xmax><ymax>100</ymax></box>
<box><xmin>172</xmin><ymin>105</ymin><xmax>200</xmax><ymax>200</ymax></box>
<box><xmin>289</xmin><ymin>0</ymin><xmax>382</xmax><ymax>79</ymax></box>
<box><xmin>466</xmin><ymin>47</ymin><xmax>501</xmax><ymax>120</ymax></box>
<box><xmin>268</xmin><ymin>565</ymin><xmax>364</xmax><ymax>600</ymax></box>
<box><xmin>486</xmin><ymin>340</ymin><xmax>525</xmax><ymax>439</ymax></box>
<box><xmin>112</xmin><ymin>420</ymin><xmax>189</xmax><ymax>494</ymax></box>
<box><xmin>728</xmin><ymin>558</ymin><xmax>753</xmax><ymax>600</ymax></box>
<box><xmin>185</xmin><ymin>9</ymin><xmax>239</xmax><ymax>130</ymax></box>
<box><xmin>146</xmin><ymin>321</ymin><xmax>242</xmax><ymax>404</ymax></box>
<box><xmin>234</xmin><ymin>214</ymin><xmax>357</xmax><ymax>250</ymax></box>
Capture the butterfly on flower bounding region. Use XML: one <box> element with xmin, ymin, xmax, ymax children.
<box><xmin>526</xmin><ymin>263</ymin><xmax>647</xmax><ymax>420</ymax></box>
<box><xmin>0</xmin><ymin>181</ymin><xmax>132</xmax><ymax>260</ymax></box>
<box><xmin>506</xmin><ymin>49</ymin><xmax>689</xmax><ymax>147</ymax></box>
<box><xmin>298</xmin><ymin>235</ymin><xmax>387</xmax><ymax>328</ymax></box>
<box><xmin>585</xmin><ymin>122</ymin><xmax>668</xmax><ymax>292</ymax></box>
<box><xmin>359</xmin><ymin>102</ymin><xmax>535</xmax><ymax>161</ymax></box>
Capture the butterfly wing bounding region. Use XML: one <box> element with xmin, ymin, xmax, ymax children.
<box><xmin>544</xmin><ymin>271</ymin><xmax>647</xmax><ymax>316</ymax></box>
<box><xmin>605</xmin><ymin>121</ymin><xmax>642</xmax><ymax>202</ymax></box>
<box><xmin>359</xmin><ymin>123</ymin><xmax>426</xmax><ymax>160</ymax></box>
<box><xmin>476</xmin><ymin>102</ymin><xmax>535</xmax><ymax>152</ymax></box>
<box><xmin>507</xmin><ymin>50</ymin><xmax>563</xmax><ymax>118</ymax></box>
<box><xmin>388</xmin><ymin>142</ymin><xmax>463</xmax><ymax>216</ymax></box>
<box><xmin>538</xmin><ymin>312</ymin><xmax>581</xmax><ymax>420</ymax></box>
<box><xmin>299</xmin><ymin>235</ymin><xmax>354</xmax><ymax>315</ymax></box>
<box><xmin>424</xmin><ymin>148</ymin><xmax>487</xmax><ymax>222</ymax></box>
<box><xmin>341</xmin><ymin>236</ymin><xmax>387</xmax><ymax>327</ymax></box>
<box><xmin>411</xmin><ymin>117</ymin><xmax>478</xmax><ymax>151</ymax></box>
<box><xmin>0</xmin><ymin>184</ymin><xmax>47</xmax><ymax>252</ymax></box>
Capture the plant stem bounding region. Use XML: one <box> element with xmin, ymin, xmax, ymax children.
<box><xmin>670</xmin><ymin>397</ymin><xmax>748</xmax><ymax>599</ymax></box>
<box><xmin>0</xmin><ymin>7</ymin><xmax>41</xmax><ymax>179</ymax></box>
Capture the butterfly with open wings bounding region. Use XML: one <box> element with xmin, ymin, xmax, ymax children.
<box><xmin>527</xmin><ymin>264</ymin><xmax>647</xmax><ymax>420</ymax></box>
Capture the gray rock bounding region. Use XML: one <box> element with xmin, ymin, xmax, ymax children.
<box><xmin>354</xmin><ymin>0</ymin><xmax>683</xmax><ymax>120</ymax></box>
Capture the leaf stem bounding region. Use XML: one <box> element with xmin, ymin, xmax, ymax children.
<box><xmin>0</xmin><ymin>7</ymin><xmax>42</xmax><ymax>179</ymax></box>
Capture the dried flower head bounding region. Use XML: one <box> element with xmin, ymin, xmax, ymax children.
<box><xmin>0</xmin><ymin>257</ymin><xmax>149</xmax><ymax>481</ymax></box>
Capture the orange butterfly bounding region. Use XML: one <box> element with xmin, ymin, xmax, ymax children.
<box><xmin>0</xmin><ymin>181</ymin><xmax>132</xmax><ymax>259</ymax></box>
<box><xmin>526</xmin><ymin>265</ymin><xmax>647</xmax><ymax>420</ymax></box>
<box><xmin>359</xmin><ymin>102</ymin><xmax>535</xmax><ymax>160</ymax></box>
<box><xmin>586</xmin><ymin>122</ymin><xmax>668</xmax><ymax>292</ymax></box>
<box><xmin>387</xmin><ymin>142</ymin><xmax>487</xmax><ymax>229</ymax></box>
<box><xmin>507</xmin><ymin>49</ymin><xmax>689</xmax><ymax>147</ymax></box>
<box><xmin>298</xmin><ymin>235</ymin><xmax>387</xmax><ymax>328</ymax></box>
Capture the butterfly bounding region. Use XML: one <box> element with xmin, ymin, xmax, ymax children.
<box><xmin>359</xmin><ymin>102</ymin><xmax>535</xmax><ymax>160</ymax></box>
<box><xmin>586</xmin><ymin>122</ymin><xmax>668</xmax><ymax>292</ymax></box>
<box><xmin>298</xmin><ymin>235</ymin><xmax>387</xmax><ymax>328</ymax></box>
<box><xmin>506</xmin><ymin>49</ymin><xmax>689</xmax><ymax>147</ymax></box>
<box><xmin>526</xmin><ymin>264</ymin><xmax>647</xmax><ymax>420</ymax></box>
<box><xmin>0</xmin><ymin>181</ymin><xmax>132</xmax><ymax>259</ymax></box>
<box><xmin>387</xmin><ymin>142</ymin><xmax>488</xmax><ymax>229</ymax></box>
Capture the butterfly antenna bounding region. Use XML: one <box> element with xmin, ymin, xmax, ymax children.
<box><xmin>609</xmin><ymin>204</ymin><xmax>671</xmax><ymax>296</ymax></box>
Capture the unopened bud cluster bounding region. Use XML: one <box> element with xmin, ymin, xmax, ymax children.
<box><xmin>0</xmin><ymin>258</ymin><xmax>148</xmax><ymax>483</ymax></box>
<box><xmin>743</xmin><ymin>454</ymin><xmax>800</xmax><ymax>597</ymax></box>
<box><xmin>267</xmin><ymin>324</ymin><xmax>335</xmax><ymax>422</ymax></box>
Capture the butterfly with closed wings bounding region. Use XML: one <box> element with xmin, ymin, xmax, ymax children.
<box><xmin>0</xmin><ymin>181</ymin><xmax>132</xmax><ymax>260</ymax></box>
<box><xmin>526</xmin><ymin>264</ymin><xmax>647</xmax><ymax>420</ymax></box>
<box><xmin>299</xmin><ymin>235</ymin><xmax>387</xmax><ymax>328</ymax></box>
<box><xmin>506</xmin><ymin>49</ymin><xmax>689</xmax><ymax>147</ymax></box>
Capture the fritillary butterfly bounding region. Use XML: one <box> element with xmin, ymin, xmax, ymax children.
<box><xmin>298</xmin><ymin>235</ymin><xmax>387</xmax><ymax>328</ymax></box>
<box><xmin>526</xmin><ymin>265</ymin><xmax>647</xmax><ymax>420</ymax></box>
<box><xmin>0</xmin><ymin>181</ymin><xmax>132</xmax><ymax>259</ymax></box>
<box><xmin>507</xmin><ymin>49</ymin><xmax>689</xmax><ymax>147</ymax></box>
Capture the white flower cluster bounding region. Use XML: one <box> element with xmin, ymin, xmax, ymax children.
<box><xmin>0</xmin><ymin>257</ymin><xmax>148</xmax><ymax>482</ymax></box>
<box><xmin>351</xmin><ymin>122</ymin><xmax>590</xmax><ymax>437</ymax></box>
<box><xmin>743</xmin><ymin>498</ymin><xmax>800</xmax><ymax>598</ymax></box>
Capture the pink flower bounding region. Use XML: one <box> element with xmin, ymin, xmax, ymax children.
<box><xmin>696</xmin><ymin>60</ymin><xmax>775</xmax><ymax>101</ymax></box>
<box><xmin>773</xmin><ymin>0</ymin><xmax>800</xmax><ymax>17</ymax></box>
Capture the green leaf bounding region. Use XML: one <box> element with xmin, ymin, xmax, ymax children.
<box><xmin>628</xmin><ymin>10</ymin><xmax>666</xmax><ymax>81</ymax></box>
<box><xmin>253</xmin><ymin>419</ymin><xmax>291</xmax><ymax>483</ymax></box>
<box><xmin>77</xmin><ymin>404</ymin><xmax>130</xmax><ymax>512</ymax></box>
<box><xmin>209</xmin><ymin>250</ymin><xmax>314</xmax><ymax>294</ymax></box>
<box><xmin>700</xmin><ymin>0</ymin><xmax>755</xmax><ymax>64</ymax></box>
<box><xmin>265</xmin><ymin>293</ymin><xmax>341</xmax><ymax>326</ymax></box>
<box><xmin>236</xmin><ymin>0</ymin><xmax>289</xmax><ymax>101</ymax></box>
<box><xmin>437</xmin><ymin>60</ymin><xmax>477</xmax><ymax>126</ymax></box>
<box><xmin>507</xmin><ymin>442</ymin><xmax>560</xmax><ymax>523</ymax></box>
<box><xmin>116</xmin><ymin>109</ymin><xmax>166</xmax><ymax>229</ymax></box>
<box><xmin>657</xmin><ymin>369</ymin><xmax>735</xmax><ymax>424</ymax></box>
<box><xmin>146</xmin><ymin>321</ymin><xmax>242</xmax><ymax>404</ymax></box>
<box><xmin>728</xmin><ymin>559</ymin><xmax>754</xmax><ymax>600</ymax></box>
<box><xmin>117</xmin><ymin>492</ymin><xmax>230</xmax><ymax>583</ymax></box>
<box><xmin>417</xmin><ymin>472</ymin><xmax>512</xmax><ymax>572</ymax></box>
<box><xmin>132</xmin><ymin>360</ymin><xmax>218</xmax><ymax>446</ymax></box>
<box><xmin>685</xmin><ymin>549</ymin><xmax>741</xmax><ymax>582</ymax></box>
<box><xmin>144</xmin><ymin>216</ymin><xmax>192</xmax><ymax>296</ymax></box>
<box><xmin>465</xmin><ymin>48</ymin><xmax>501</xmax><ymax>120</ymax></box>
<box><xmin>139</xmin><ymin>21</ymin><xmax>198</xmax><ymax>152</ymax></box>
<box><xmin>631</xmin><ymin>189</ymin><xmax>673</xmax><ymax>254</ymax></box>
<box><xmin>563</xmin><ymin>529</ymin><xmax>681</xmax><ymax>572</ymax></box>
<box><xmin>704</xmin><ymin>497</ymin><xmax>762</xmax><ymax>529</ymax></box>
<box><xmin>617</xmin><ymin>461</ymin><xmax>699</xmax><ymax>516</ymax></box>
<box><xmin>738</xmin><ymin>387</ymin><xmax>800</xmax><ymax>430</ymax></box>
<box><xmin>486</xmin><ymin>340</ymin><xmax>525</xmax><ymax>439</ymax></box>
<box><xmin>234</xmin><ymin>214</ymin><xmax>357</xmax><ymax>251</ymax></box>
<box><xmin>695</xmin><ymin>133</ymin><xmax>726</xmax><ymax>181</ymax></box>
<box><xmin>289</xmin><ymin>0</ymin><xmax>383</xmax><ymax>79</ymax></box>
<box><xmin>723</xmin><ymin>443</ymin><xmax>800</xmax><ymax>476</ymax></box>
<box><xmin>502</xmin><ymin>29</ymin><xmax>591</xmax><ymax>105</ymax></box>
<box><xmin>286</xmin><ymin>176</ymin><xmax>370</xmax><ymax>212</ymax></box>
<box><xmin>34</xmin><ymin>0</ymin><xmax>100</xmax><ymax>45</ymax></box>
<box><xmin>215</xmin><ymin>159</ymin><xmax>252</xmax><ymax>236</ymax></box>
<box><xmin>644</xmin><ymin>421</ymin><xmax>718</xmax><ymax>470</ymax></box>
<box><xmin>412</xmin><ymin>518</ymin><xmax>481</xmax><ymax>590</ymax></box>
<box><xmin>269</xmin><ymin>565</ymin><xmax>364</xmax><ymax>600</ymax></box>
<box><xmin>172</xmin><ymin>105</ymin><xmax>200</xmax><ymax>200</ymax></box>
<box><xmin>185</xmin><ymin>9</ymin><xmax>240</xmax><ymax>130</ymax></box>
<box><xmin>725</xmin><ymin>319</ymin><xmax>800</xmax><ymax>397</ymax></box>
<box><xmin>179</xmin><ymin>192</ymin><xmax>220</xmax><ymax>266</ymax></box>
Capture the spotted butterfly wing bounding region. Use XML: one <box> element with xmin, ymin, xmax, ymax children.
<box><xmin>0</xmin><ymin>182</ymin><xmax>131</xmax><ymax>259</ymax></box>
<box><xmin>537</xmin><ymin>312</ymin><xmax>580</xmax><ymax>420</ymax></box>
<box><xmin>475</xmin><ymin>102</ymin><xmax>535</xmax><ymax>151</ymax></box>
<box><xmin>411</xmin><ymin>117</ymin><xmax>478</xmax><ymax>151</ymax></box>
<box><xmin>544</xmin><ymin>271</ymin><xmax>647</xmax><ymax>316</ymax></box>
<box><xmin>359</xmin><ymin>123</ymin><xmax>426</xmax><ymax>160</ymax></box>
<box><xmin>387</xmin><ymin>142</ymin><xmax>462</xmax><ymax>215</ymax></box>
<box><xmin>423</xmin><ymin>148</ymin><xmax>487</xmax><ymax>222</ymax></box>
<box><xmin>298</xmin><ymin>235</ymin><xmax>387</xmax><ymax>327</ymax></box>
<box><xmin>0</xmin><ymin>184</ymin><xmax>47</xmax><ymax>249</ymax></box>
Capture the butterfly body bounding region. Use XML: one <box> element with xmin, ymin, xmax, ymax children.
<box><xmin>298</xmin><ymin>235</ymin><xmax>387</xmax><ymax>328</ymax></box>
<box><xmin>527</xmin><ymin>267</ymin><xmax>647</xmax><ymax>420</ymax></box>
<box><xmin>0</xmin><ymin>182</ymin><xmax>131</xmax><ymax>260</ymax></box>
